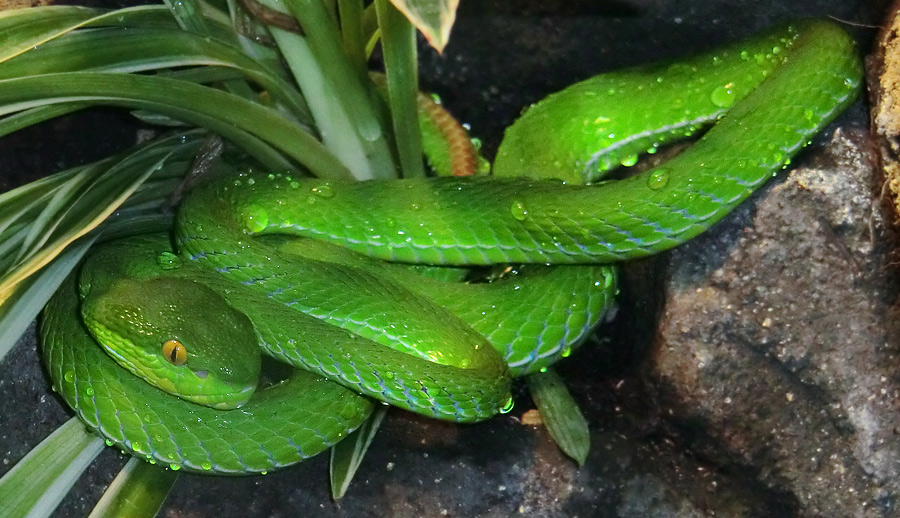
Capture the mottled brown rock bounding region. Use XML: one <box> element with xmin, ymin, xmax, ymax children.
<box><xmin>0</xmin><ymin>0</ymin><xmax>51</xmax><ymax>9</ymax></box>
<box><xmin>869</xmin><ymin>0</ymin><xmax>900</xmax><ymax>219</ymax></box>
<box><xmin>648</xmin><ymin>128</ymin><xmax>900</xmax><ymax>517</ymax></box>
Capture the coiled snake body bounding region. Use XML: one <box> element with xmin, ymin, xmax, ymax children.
<box><xmin>41</xmin><ymin>20</ymin><xmax>862</xmax><ymax>474</ymax></box>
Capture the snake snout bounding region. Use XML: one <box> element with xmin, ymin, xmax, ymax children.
<box><xmin>81</xmin><ymin>271</ymin><xmax>262</xmax><ymax>409</ymax></box>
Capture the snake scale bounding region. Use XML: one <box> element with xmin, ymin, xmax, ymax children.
<box><xmin>40</xmin><ymin>20</ymin><xmax>862</xmax><ymax>474</ymax></box>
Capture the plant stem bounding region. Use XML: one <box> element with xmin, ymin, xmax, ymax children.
<box><xmin>376</xmin><ymin>0</ymin><xmax>424</xmax><ymax>178</ymax></box>
<box><xmin>271</xmin><ymin>28</ymin><xmax>384</xmax><ymax>180</ymax></box>
<box><xmin>338</xmin><ymin>0</ymin><xmax>367</xmax><ymax>80</ymax></box>
<box><xmin>281</xmin><ymin>0</ymin><xmax>397</xmax><ymax>178</ymax></box>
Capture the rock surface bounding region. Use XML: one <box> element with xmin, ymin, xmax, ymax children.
<box><xmin>869</xmin><ymin>0</ymin><xmax>900</xmax><ymax>217</ymax></box>
<box><xmin>649</xmin><ymin>128</ymin><xmax>900</xmax><ymax>516</ymax></box>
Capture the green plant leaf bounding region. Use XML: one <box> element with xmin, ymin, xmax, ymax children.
<box><xmin>0</xmin><ymin>6</ymin><xmax>106</xmax><ymax>63</ymax></box>
<box><xmin>277</xmin><ymin>0</ymin><xmax>399</xmax><ymax>178</ymax></box>
<box><xmin>0</xmin><ymin>146</ymin><xmax>157</xmax><ymax>298</ymax></box>
<box><xmin>0</xmin><ymin>27</ymin><xmax>311</xmax><ymax>124</ymax></box>
<box><xmin>329</xmin><ymin>406</ymin><xmax>387</xmax><ymax>500</ymax></box>
<box><xmin>164</xmin><ymin>0</ymin><xmax>213</xmax><ymax>34</ymax></box>
<box><xmin>0</xmin><ymin>104</ymin><xmax>89</xmax><ymax>140</ymax></box>
<box><xmin>0</xmin><ymin>5</ymin><xmax>177</xmax><ymax>64</ymax></box>
<box><xmin>0</xmin><ymin>236</ymin><xmax>95</xmax><ymax>364</ymax></box>
<box><xmin>0</xmin><ymin>132</ymin><xmax>203</xmax><ymax>300</ymax></box>
<box><xmin>87</xmin><ymin>458</ymin><xmax>178</xmax><ymax>518</ymax></box>
<box><xmin>337</xmin><ymin>0</ymin><xmax>368</xmax><ymax>76</ymax></box>
<box><xmin>0</xmin><ymin>417</ymin><xmax>105</xmax><ymax>518</ymax></box>
<box><xmin>0</xmin><ymin>73</ymin><xmax>347</xmax><ymax>178</ymax></box>
<box><xmin>270</xmin><ymin>28</ymin><xmax>388</xmax><ymax>180</ymax></box>
<box><xmin>0</xmin><ymin>163</ymin><xmax>99</xmax><ymax>290</ymax></box>
<box><xmin>0</xmin><ymin>168</ymin><xmax>77</xmax><ymax>237</ymax></box>
<box><xmin>525</xmin><ymin>368</ymin><xmax>590</xmax><ymax>466</ymax></box>
<box><xmin>388</xmin><ymin>0</ymin><xmax>457</xmax><ymax>52</ymax></box>
<box><xmin>376</xmin><ymin>0</ymin><xmax>424</xmax><ymax>178</ymax></box>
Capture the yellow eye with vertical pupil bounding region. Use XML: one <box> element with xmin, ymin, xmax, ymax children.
<box><xmin>162</xmin><ymin>339</ymin><xmax>187</xmax><ymax>366</ymax></box>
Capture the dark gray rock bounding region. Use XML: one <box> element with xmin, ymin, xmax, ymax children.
<box><xmin>649</xmin><ymin>128</ymin><xmax>900</xmax><ymax>516</ymax></box>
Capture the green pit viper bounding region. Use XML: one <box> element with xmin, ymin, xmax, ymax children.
<box><xmin>40</xmin><ymin>20</ymin><xmax>862</xmax><ymax>475</ymax></box>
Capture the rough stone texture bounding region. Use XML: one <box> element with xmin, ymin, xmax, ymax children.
<box><xmin>868</xmin><ymin>0</ymin><xmax>900</xmax><ymax>218</ymax></box>
<box><xmin>649</xmin><ymin>128</ymin><xmax>900</xmax><ymax>516</ymax></box>
<box><xmin>0</xmin><ymin>0</ymin><xmax>895</xmax><ymax>517</ymax></box>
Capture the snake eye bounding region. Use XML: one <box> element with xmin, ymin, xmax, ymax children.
<box><xmin>162</xmin><ymin>339</ymin><xmax>188</xmax><ymax>366</ymax></box>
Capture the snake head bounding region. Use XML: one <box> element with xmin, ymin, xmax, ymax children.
<box><xmin>81</xmin><ymin>275</ymin><xmax>261</xmax><ymax>410</ymax></box>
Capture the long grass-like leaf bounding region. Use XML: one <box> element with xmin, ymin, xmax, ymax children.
<box><xmin>157</xmin><ymin>65</ymin><xmax>246</xmax><ymax>85</ymax></box>
<box><xmin>16</xmin><ymin>162</ymin><xmax>109</xmax><ymax>263</ymax></box>
<box><xmin>361</xmin><ymin>3</ymin><xmax>380</xmax><ymax>57</ymax></box>
<box><xmin>164</xmin><ymin>0</ymin><xmax>213</xmax><ymax>33</ymax></box>
<box><xmin>0</xmin><ymin>417</ymin><xmax>105</xmax><ymax>518</ymax></box>
<box><xmin>283</xmin><ymin>0</ymin><xmax>380</xmax><ymax>137</ymax></box>
<box><xmin>0</xmin><ymin>159</ymin><xmax>119</xmax><ymax>277</ymax></box>
<box><xmin>87</xmin><ymin>458</ymin><xmax>178</xmax><ymax>518</ymax></box>
<box><xmin>0</xmin><ymin>6</ymin><xmax>105</xmax><ymax>62</ymax></box>
<box><xmin>276</xmin><ymin>0</ymin><xmax>398</xmax><ymax>177</ymax></box>
<box><xmin>0</xmin><ymin>28</ymin><xmax>311</xmax><ymax>124</ymax></box>
<box><xmin>0</xmin><ymin>104</ymin><xmax>89</xmax><ymax>140</ymax></box>
<box><xmin>525</xmin><ymin>368</ymin><xmax>590</xmax><ymax>466</ymax></box>
<box><xmin>0</xmin><ymin>5</ymin><xmax>178</xmax><ymax>63</ymax></box>
<box><xmin>216</xmin><ymin>0</ymin><xmax>293</xmax><ymax>78</ymax></box>
<box><xmin>0</xmin><ymin>168</ymin><xmax>78</xmax><ymax>234</ymax></box>
<box><xmin>338</xmin><ymin>0</ymin><xmax>368</xmax><ymax>78</ymax></box>
<box><xmin>329</xmin><ymin>406</ymin><xmax>387</xmax><ymax>500</ymax></box>
<box><xmin>270</xmin><ymin>28</ymin><xmax>383</xmax><ymax>180</ymax></box>
<box><xmin>0</xmin><ymin>159</ymin><xmax>150</xmax><ymax>295</ymax></box>
<box><xmin>159</xmin><ymin>0</ymin><xmax>310</xmax><ymax>118</ymax></box>
<box><xmin>0</xmin><ymin>73</ymin><xmax>349</xmax><ymax>179</ymax></box>
<box><xmin>99</xmin><ymin>213</ymin><xmax>175</xmax><ymax>242</ymax></box>
<box><xmin>0</xmin><ymin>132</ymin><xmax>205</xmax><ymax>299</ymax></box>
<box><xmin>376</xmin><ymin>0</ymin><xmax>424</xmax><ymax>178</ymax></box>
<box><xmin>0</xmin><ymin>237</ymin><xmax>95</xmax><ymax>363</ymax></box>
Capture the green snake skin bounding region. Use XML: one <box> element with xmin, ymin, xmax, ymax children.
<box><xmin>264</xmin><ymin>22</ymin><xmax>861</xmax><ymax>264</ymax></box>
<box><xmin>43</xmin><ymin>267</ymin><xmax>375</xmax><ymax>475</ymax></box>
<box><xmin>40</xmin><ymin>20</ymin><xmax>861</xmax><ymax>474</ymax></box>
